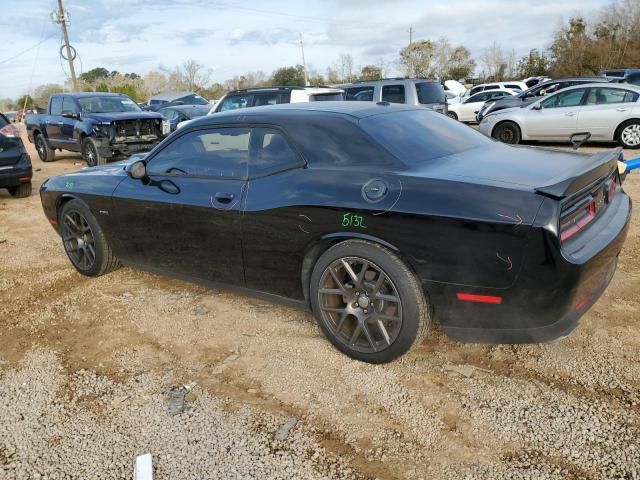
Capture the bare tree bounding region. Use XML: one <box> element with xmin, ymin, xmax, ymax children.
<box><xmin>335</xmin><ymin>54</ymin><xmax>354</xmax><ymax>83</ymax></box>
<box><xmin>180</xmin><ymin>60</ymin><xmax>212</xmax><ymax>91</ymax></box>
<box><xmin>399</xmin><ymin>40</ymin><xmax>436</xmax><ymax>78</ymax></box>
<box><xmin>480</xmin><ymin>42</ymin><xmax>513</xmax><ymax>81</ymax></box>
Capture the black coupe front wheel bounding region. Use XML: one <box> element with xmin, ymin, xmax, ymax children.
<box><xmin>310</xmin><ymin>240</ymin><xmax>430</xmax><ymax>363</ymax></box>
<box><xmin>59</xmin><ymin>200</ymin><xmax>120</xmax><ymax>277</ymax></box>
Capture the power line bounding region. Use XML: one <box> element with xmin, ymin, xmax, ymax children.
<box><xmin>0</xmin><ymin>33</ymin><xmax>57</xmax><ymax>66</ymax></box>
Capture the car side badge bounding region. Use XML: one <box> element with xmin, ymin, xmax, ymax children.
<box><xmin>362</xmin><ymin>178</ymin><xmax>389</xmax><ymax>203</ymax></box>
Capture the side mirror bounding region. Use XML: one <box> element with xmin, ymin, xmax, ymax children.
<box><xmin>126</xmin><ymin>160</ymin><xmax>148</xmax><ymax>181</ymax></box>
<box><xmin>62</xmin><ymin>111</ymin><xmax>79</xmax><ymax>119</ymax></box>
<box><xmin>531</xmin><ymin>103</ymin><xmax>542</xmax><ymax>111</ymax></box>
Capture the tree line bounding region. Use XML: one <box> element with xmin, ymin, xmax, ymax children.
<box><xmin>1</xmin><ymin>0</ymin><xmax>637</xmax><ymax>111</ymax></box>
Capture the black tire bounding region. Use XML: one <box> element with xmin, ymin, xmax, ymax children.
<box><xmin>8</xmin><ymin>182</ymin><xmax>32</xmax><ymax>198</ymax></box>
<box><xmin>310</xmin><ymin>239</ymin><xmax>430</xmax><ymax>363</ymax></box>
<box><xmin>616</xmin><ymin>120</ymin><xmax>640</xmax><ymax>149</ymax></box>
<box><xmin>493</xmin><ymin>121</ymin><xmax>521</xmax><ymax>145</ymax></box>
<box><xmin>59</xmin><ymin>199</ymin><xmax>120</xmax><ymax>277</ymax></box>
<box><xmin>35</xmin><ymin>133</ymin><xmax>56</xmax><ymax>162</ymax></box>
<box><xmin>447</xmin><ymin>111</ymin><xmax>458</xmax><ymax>120</ymax></box>
<box><xmin>81</xmin><ymin>137</ymin><xmax>107</xmax><ymax>167</ymax></box>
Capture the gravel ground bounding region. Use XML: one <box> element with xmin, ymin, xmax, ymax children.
<box><xmin>0</xmin><ymin>132</ymin><xmax>639</xmax><ymax>479</ymax></box>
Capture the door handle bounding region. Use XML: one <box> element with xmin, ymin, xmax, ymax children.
<box><xmin>214</xmin><ymin>192</ymin><xmax>235</xmax><ymax>204</ymax></box>
<box><xmin>57</xmin><ymin>122</ymin><xmax>64</xmax><ymax>126</ymax></box>
<box><xmin>565</xmin><ymin>112</ymin><xmax>576</xmax><ymax>117</ymax></box>
<box><xmin>616</xmin><ymin>108</ymin><xmax>629</xmax><ymax>112</ymax></box>
<box><xmin>158</xmin><ymin>179</ymin><xmax>180</xmax><ymax>195</ymax></box>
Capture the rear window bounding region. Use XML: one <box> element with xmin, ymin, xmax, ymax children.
<box><xmin>309</xmin><ymin>92</ymin><xmax>343</xmax><ymax>102</ymax></box>
<box><xmin>0</xmin><ymin>114</ymin><xmax>8</xmax><ymax>127</ymax></box>
<box><xmin>174</xmin><ymin>94</ymin><xmax>208</xmax><ymax>106</ymax></box>
<box><xmin>416</xmin><ymin>82</ymin><xmax>445</xmax><ymax>104</ymax></box>
<box><xmin>360</xmin><ymin>110</ymin><xmax>490</xmax><ymax>165</ymax></box>
<box><xmin>626</xmin><ymin>73</ymin><xmax>640</xmax><ymax>86</ymax></box>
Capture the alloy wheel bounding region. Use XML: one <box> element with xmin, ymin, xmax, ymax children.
<box><xmin>622</xmin><ymin>124</ymin><xmax>640</xmax><ymax>147</ymax></box>
<box><xmin>61</xmin><ymin>211</ymin><xmax>96</xmax><ymax>270</ymax></box>
<box><xmin>36</xmin><ymin>136</ymin><xmax>46</xmax><ymax>160</ymax></box>
<box><xmin>83</xmin><ymin>141</ymin><xmax>97</xmax><ymax>166</ymax></box>
<box><xmin>317</xmin><ymin>256</ymin><xmax>403</xmax><ymax>354</ymax></box>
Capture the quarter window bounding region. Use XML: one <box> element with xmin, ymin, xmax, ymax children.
<box><xmin>381</xmin><ymin>85</ymin><xmax>406</xmax><ymax>104</ymax></box>
<box><xmin>251</xmin><ymin>128</ymin><xmax>303</xmax><ymax>178</ymax></box>
<box><xmin>540</xmin><ymin>88</ymin><xmax>587</xmax><ymax>109</ymax></box>
<box><xmin>148</xmin><ymin>127</ymin><xmax>250</xmax><ymax>178</ymax></box>
<box><xmin>344</xmin><ymin>86</ymin><xmax>374</xmax><ymax>101</ymax></box>
<box><xmin>253</xmin><ymin>94</ymin><xmax>280</xmax><ymax>106</ymax></box>
<box><xmin>585</xmin><ymin>87</ymin><xmax>639</xmax><ymax>105</ymax></box>
<box><xmin>50</xmin><ymin>96</ymin><xmax>63</xmax><ymax>115</ymax></box>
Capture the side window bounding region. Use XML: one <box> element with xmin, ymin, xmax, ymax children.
<box><xmin>466</xmin><ymin>93</ymin><xmax>487</xmax><ymax>103</ymax></box>
<box><xmin>161</xmin><ymin>109</ymin><xmax>179</xmax><ymax>121</ymax></box>
<box><xmin>585</xmin><ymin>87</ymin><xmax>639</xmax><ymax>105</ymax></box>
<box><xmin>218</xmin><ymin>95</ymin><xmax>251</xmax><ymax>112</ymax></box>
<box><xmin>626</xmin><ymin>74</ymin><xmax>640</xmax><ymax>86</ymax></box>
<box><xmin>381</xmin><ymin>85</ymin><xmax>406</xmax><ymax>104</ymax></box>
<box><xmin>251</xmin><ymin>128</ymin><xmax>303</xmax><ymax>178</ymax></box>
<box><xmin>344</xmin><ymin>86</ymin><xmax>374</xmax><ymax>101</ymax></box>
<box><xmin>540</xmin><ymin>88</ymin><xmax>587</xmax><ymax>109</ymax></box>
<box><xmin>504</xmin><ymin>84</ymin><xmax>523</xmax><ymax>90</ymax></box>
<box><xmin>253</xmin><ymin>94</ymin><xmax>280</xmax><ymax>106</ymax></box>
<box><xmin>62</xmin><ymin>96</ymin><xmax>79</xmax><ymax>114</ymax></box>
<box><xmin>50</xmin><ymin>96</ymin><xmax>63</xmax><ymax>115</ymax></box>
<box><xmin>148</xmin><ymin>127</ymin><xmax>250</xmax><ymax>178</ymax></box>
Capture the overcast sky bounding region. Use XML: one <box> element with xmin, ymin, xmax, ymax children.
<box><xmin>0</xmin><ymin>0</ymin><xmax>611</xmax><ymax>99</ymax></box>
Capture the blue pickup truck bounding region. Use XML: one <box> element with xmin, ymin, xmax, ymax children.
<box><xmin>26</xmin><ymin>92</ymin><xmax>164</xmax><ymax>166</ymax></box>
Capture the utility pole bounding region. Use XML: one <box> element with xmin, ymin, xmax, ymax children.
<box><xmin>408</xmin><ymin>25</ymin><xmax>414</xmax><ymax>46</ymax></box>
<box><xmin>299</xmin><ymin>34</ymin><xmax>309</xmax><ymax>86</ymax></box>
<box><xmin>53</xmin><ymin>0</ymin><xmax>78</xmax><ymax>91</ymax></box>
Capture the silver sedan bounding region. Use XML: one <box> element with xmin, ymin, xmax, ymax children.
<box><xmin>478</xmin><ymin>83</ymin><xmax>640</xmax><ymax>148</ymax></box>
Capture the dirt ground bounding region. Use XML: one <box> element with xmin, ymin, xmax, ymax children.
<box><xmin>1</xmin><ymin>130</ymin><xmax>639</xmax><ymax>479</ymax></box>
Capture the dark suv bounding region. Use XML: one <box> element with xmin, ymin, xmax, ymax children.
<box><xmin>337</xmin><ymin>78</ymin><xmax>448</xmax><ymax>114</ymax></box>
<box><xmin>476</xmin><ymin>77</ymin><xmax>615</xmax><ymax>121</ymax></box>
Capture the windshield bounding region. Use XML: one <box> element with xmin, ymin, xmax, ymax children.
<box><xmin>416</xmin><ymin>82</ymin><xmax>445</xmax><ymax>104</ymax></box>
<box><xmin>78</xmin><ymin>96</ymin><xmax>141</xmax><ymax>114</ymax></box>
<box><xmin>173</xmin><ymin>94</ymin><xmax>209</xmax><ymax>106</ymax></box>
<box><xmin>360</xmin><ymin>109</ymin><xmax>490</xmax><ymax>165</ymax></box>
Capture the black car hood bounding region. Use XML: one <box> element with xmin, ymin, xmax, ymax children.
<box><xmin>409</xmin><ymin>143</ymin><xmax>605</xmax><ymax>190</ymax></box>
<box><xmin>85</xmin><ymin>112</ymin><xmax>163</xmax><ymax>123</ymax></box>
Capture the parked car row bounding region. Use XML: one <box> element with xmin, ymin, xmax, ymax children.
<box><xmin>479</xmin><ymin>83</ymin><xmax>640</xmax><ymax>148</ymax></box>
<box><xmin>0</xmin><ymin>112</ymin><xmax>32</xmax><ymax>198</ymax></box>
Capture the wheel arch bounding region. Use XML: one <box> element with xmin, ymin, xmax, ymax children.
<box><xmin>55</xmin><ymin>193</ymin><xmax>83</xmax><ymax>220</ymax></box>
<box><xmin>300</xmin><ymin>232</ymin><xmax>415</xmax><ymax>308</ymax></box>
<box><xmin>614</xmin><ymin>118</ymin><xmax>640</xmax><ymax>142</ymax></box>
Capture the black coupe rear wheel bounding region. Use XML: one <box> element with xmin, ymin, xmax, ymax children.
<box><xmin>310</xmin><ymin>240</ymin><xmax>430</xmax><ymax>363</ymax></box>
<box><xmin>59</xmin><ymin>200</ymin><xmax>119</xmax><ymax>276</ymax></box>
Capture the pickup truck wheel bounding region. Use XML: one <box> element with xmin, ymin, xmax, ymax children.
<box><xmin>81</xmin><ymin>137</ymin><xmax>106</xmax><ymax>167</ymax></box>
<box><xmin>35</xmin><ymin>134</ymin><xmax>56</xmax><ymax>162</ymax></box>
<box><xmin>8</xmin><ymin>182</ymin><xmax>32</xmax><ymax>198</ymax></box>
<box><xmin>59</xmin><ymin>199</ymin><xmax>120</xmax><ymax>277</ymax></box>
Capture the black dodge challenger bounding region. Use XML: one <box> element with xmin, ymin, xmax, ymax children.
<box><xmin>40</xmin><ymin>102</ymin><xmax>631</xmax><ymax>363</ymax></box>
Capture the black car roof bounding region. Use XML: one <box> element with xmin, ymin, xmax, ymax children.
<box><xmin>186</xmin><ymin>101</ymin><xmax>421</xmax><ymax>128</ymax></box>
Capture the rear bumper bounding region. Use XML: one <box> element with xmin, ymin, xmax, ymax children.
<box><xmin>434</xmin><ymin>192</ymin><xmax>631</xmax><ymax>344</ymax></box>
<box><xmin>0</xmin><ymin>166</ymin><xmax>32</xmax><ymax>188</ymax></box>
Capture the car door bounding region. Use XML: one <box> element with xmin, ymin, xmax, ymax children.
<box><xmin>241</xmin><ymin>127</ymin><xmax>308</xmax><ymax>297</ymax></box>
<box><xmin>111</xmin><ymin>126</ymin><xmax>250</xmax><ymax>285</ymax></box>
<box><xmin>577</xmin><ymin>87</ymin><xmax>640</xmax><ymax>140</ymax></box>
<box><xmin>460</xmin><ymin>92</ymin><xmax>489</xmax><ymax>121</ymax></box>
<box><xmin>45</xmin><ymin>95</ymin><xmax>64</xmax><ymax>147</ymax></box>
<box><xmin>525</xmin><ymin>88</ymin><xmax>587</xmax><ymax>140</ymax></box>
<box><xmin>60</xmin><ymin>96</ymin><xmax>80</xmax><ymax>150</ymax></box>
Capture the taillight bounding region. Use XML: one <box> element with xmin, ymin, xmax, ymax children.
<box><xmin>0</xmin><ymin>124</ymin><xmax>20</xmax><ymax>138</ymax></box>
<box><xmin>607</xmin><ymin>177</ymin><xmax>618</xmax><ymax>203</ymax></box>
<box><xmin>559</xmin><ymin>197</ymin><xmax>597</xmax><ymax>243</ymax></box>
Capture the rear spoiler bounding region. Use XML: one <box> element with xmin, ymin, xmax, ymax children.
<box><xmin>534</xmin><ymin>148</ymin><xmax>621</xmax><ymax>199</ymax></box>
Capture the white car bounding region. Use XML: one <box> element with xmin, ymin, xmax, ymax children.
<box><xmin>478</xmin><ymin>83</ymin><xmax>640</xmax><ymax>148</ymax></box>
<box><xmin>463</xmin><ymin>81</ymin><xmax>529</xmax><ymax>98</ymax></box>
<box><xmin>447</xmin><ymin>89</ymin><xmax>518</xmax><ymax>122</ymax></box>
<box><xmin>209</xmin><ymin>86</ymin><xmax>344</xmax><ymax>114</ymax></box>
